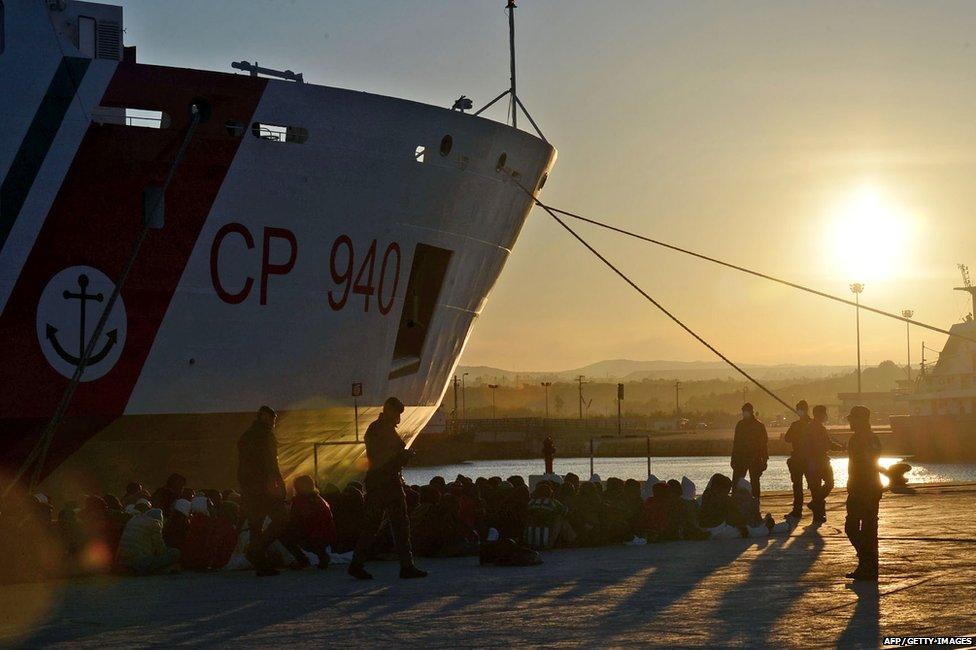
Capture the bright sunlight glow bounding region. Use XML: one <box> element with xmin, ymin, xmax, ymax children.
<box><xmin>828</xmin><ymin>185</ymin><xmax>912</xmax><ymax>283</ymax></box>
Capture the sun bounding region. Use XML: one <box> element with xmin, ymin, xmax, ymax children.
<box><xmin>828</xmin><ymin>185</ymin><xmax>912</xmax><ymax>283</ymax></box>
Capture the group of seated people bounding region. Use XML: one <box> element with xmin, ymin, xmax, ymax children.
<box><xmin>0</xmin><ymin>469</ymin><xmax>791</xmax><ymax>583</ymax></box>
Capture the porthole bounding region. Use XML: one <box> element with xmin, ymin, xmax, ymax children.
<box><xmin>495</xmin><ymin>152</ymin><xmax>507</xmax><ymax>172</ymax></box>
<box><xmin>439</xmin><ymin>134</ymin><xmax>453</xmax><ymax>157</ymax></box>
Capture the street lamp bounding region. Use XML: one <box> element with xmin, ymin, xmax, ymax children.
<box><xmin>461</xmin><ymin>372</ymin><xmax>469</xmax><ymax>425</ymax></box>
<box><xmin>850</xmin><ymin>283</ymin><xmax>865</xmax><ymax>397</ymax></box>
<box><xmin>540</xmin><ymin>381</ymin><xmax>552</xmax><ymax>419</ymax></box>
<box><xmin>902</xmin><ymin>309</ymin><xmax>914</xmax><ymax>384</ymax></box>
<box><xmin>488</xmin><ymin>384</ymin><xmax>499</xmax><ymax>420</ymax></box>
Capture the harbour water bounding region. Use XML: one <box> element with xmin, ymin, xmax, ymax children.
<box><xmin>405</xmin><ymin>455</ymin><xmax>976</xmax><ymax>491</ymax></box>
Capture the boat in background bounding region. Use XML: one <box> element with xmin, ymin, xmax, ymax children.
<box><xmin>0</xmin><ymin>1</ymin><xmax>555</xmax><ymax>498</ymax></box>
<box><xmin>890</xmin><ymin>276</ymin><xmax>976</xmax><ymax>460</ymax></box>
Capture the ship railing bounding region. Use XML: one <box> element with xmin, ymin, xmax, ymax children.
<box><xmin>312</xmin><ymin>439</ymin><xmax>364</xmax><ymax>488</ymax></box>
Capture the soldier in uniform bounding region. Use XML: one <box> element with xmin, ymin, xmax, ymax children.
<box><xmin>348</xmin><ymin>397</ymin><xmax>427</xmax><ymax>580</ymax></box>
<box><xmin>238</xmin><ymin>405</ymin><xmax>299</xmax><ymax>576</ymax></box>
<box><xmin>844</xmin><ymin>405</ymin><xmax>883</xmax><ymax>581</ymax></box>
<box><xmin>729</xmin><ymin>402</ymin><xmax>768</xmax><ymax>501</ymax></box>
<box><xmin>783</xmin><ymin>400</ymin><xmax>812</xmax><ymax>518</ymax></box>
<box><xmin>806</xmin><ymin>404</ymin><xmax>844</xmax><ymax>523</ymax></box>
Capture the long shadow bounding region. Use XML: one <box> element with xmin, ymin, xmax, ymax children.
<box><xmin>836</xmin><ymin>581</ymin><xmax>880</xmax><ymax>648</ymax></box>
<box><xmin>18</xmin><ymin>572</ymin><xmax>334</xmax><ymax>646</ymax></box>
<box><xmin>599</xmin><ymin>537</ymin><xmax>753</xmax><ymax>632</ymax></box>
<box><xmin>710</xmin><ymin>524</ymin><xmax>825</xmax><ymax>645</ymax></box>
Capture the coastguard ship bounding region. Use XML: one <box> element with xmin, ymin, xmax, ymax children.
<box><xmin>0</xmin><ymin>1</ymin><xmax>555</xmax><ymax>496</ymax></box>
<box><xmin>890</xmin><ymin>273</ymin><xmax>976</xmax><ymax>460</ymax></box>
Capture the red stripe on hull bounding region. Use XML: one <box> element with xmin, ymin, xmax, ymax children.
<box><xmin>0</xmin><ymin>63</ymin><xmax>267</xmax><ymax>479</ymax></box>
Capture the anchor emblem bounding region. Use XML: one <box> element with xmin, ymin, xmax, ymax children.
<box><xmin>36</xmin><ymin>265</ymin><xmax>127</xmax><ymax>382</ymax></box>
<box><xmin>45</xmin><ymin>273</ymin><xmax>118</xmax><ymax>366</ymax></box>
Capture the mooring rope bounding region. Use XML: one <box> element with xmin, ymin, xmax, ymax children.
<box><xmin>534</xmin><ymin>197</ymin><xmax>974</xmax><ymax>344</ymax></box>
<box><xmin>513</xmin><ymin>180</ymin><xmax>798</xmax><ymax>414</ymax></box>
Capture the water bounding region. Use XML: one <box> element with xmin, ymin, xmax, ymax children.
<box><xmin>404</xmin><ymin>456</ymin><xmax>976</xmax><ymax>492</ymax></box>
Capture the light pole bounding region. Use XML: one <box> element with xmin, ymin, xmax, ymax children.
<box><xmin>461</xmin><ymin>372</ymin><xmax>469</xmax><ymax>425</ymax></box>
<box><xmin>674</xmin><ymin>381</ymin><xmax>682</xmax><ymax>418</ymax></box>
<box><xmin>540</xmin><ymin>381</ymin><xmax>552</xmax><ymax>419</ymax></box>
<box><xmin>488</xmin><ymin>384</ymin><xmax>499</xmax><ymax>420</ymax></box>
<box><xmin>902</xmin><ymin>309</ymin><xmax>914</xmax><ymax>384</ymax></box>
<box><xmin>452</xmin><ymin>375</ymin><xmax>460</xmax><ymax>433</ymax></box>
<box><xmin>576</xmin><ymin>375</ymin><xmax>586</xmax><ymax>420</ymax></box>
<box><xmin>850</xmin><ymin>283</ymin><xmax>865</xmax><ymax>397</ymax></box>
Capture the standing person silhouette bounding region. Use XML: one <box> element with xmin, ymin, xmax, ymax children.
<box><xmin>844</xmin><ymin>405</ymin><xmax>883</xmax><ymax>581</ymax></box>
<box><xmin>238</xmin><ymin>405</ymin><xmax>301</xmax><ymax>576</ymax></box>
<box><xmin>783</xmin><ymin>400</ymin><xmax>812</xmax><ymax>519</ymax></box>
<box><xmin>348</xmin><ymin>397</ymin><xmax>427</xmax><ymax>580</ymax></box>
<box><xmin>730</xmin><ymin>403</ymin><xmax>768</xmax><ymax>502</ymax></box>
<box><xmin>543</xmin><ymin>434</ymin><xmax>556</xmax><ymax>475</ymax></box>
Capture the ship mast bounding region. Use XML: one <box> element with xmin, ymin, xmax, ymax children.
<box><xmin>473</xmin><ymin>1</ymin><xmax>547</xmax><ymax>141</ymax></box>
<box><xmin>955</xmin><ymin>263</ymin><xmax>976</xmax><ymax>320</ymax></box>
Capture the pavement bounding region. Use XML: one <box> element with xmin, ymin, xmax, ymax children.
<box><xmin>2</xmin><ymin>484</ymin><xmax>974</xmax><ymax>648</ymax></box>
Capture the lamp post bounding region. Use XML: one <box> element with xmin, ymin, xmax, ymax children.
<box><xmin>902</xmin><ymin>309</ymin><xmax>914</xmax><ymax>384</ymax></box>
<box><xmin>850</xmin><ymin>283</ymin><xmax>865</xmax><ymax>397</ymax></box>
<box><xmin>488</xmin><ymin>384</ymin><xmax>499</xmax><ymax>420</ymax></box>
<box><xmin>461</xmin><ymin>372</ymin><xmax>469</xmax><ymax>426</ymax></box>
<box><xmin>540</xmin><ymin>381</ymin><xmax>552</xmax><ymax>419</ymax></box>
<box><xmin>674</xmin><ymin>381</ymin><xmax>682</xmax><ymax>418</ymax></box>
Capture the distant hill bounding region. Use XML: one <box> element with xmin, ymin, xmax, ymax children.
<box><xmin>458</xmin><ymin>359</ymin><xmax>857</xmax><ymax>384</ymax></box>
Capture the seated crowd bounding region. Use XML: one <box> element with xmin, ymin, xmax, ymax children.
<box><xmin>0</xmin><ymin>469</ymin><xmax>788</xmax><ymax>583</ymax></box>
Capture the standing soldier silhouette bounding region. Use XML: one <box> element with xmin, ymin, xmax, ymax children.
<box><xmin>844</xmin><ymin>405</ymin><xmax>883</xmax><ymax>581</ymax></box>
<box><xmin>238</xmin><ymin>405</ymin><xmax>301</xmax><ymax>576</ymax></box>
<box><xmin>729</xmin><ymin>403</ymin><xmax>768</xmax><ymax>501</ymax></box>
<box><xmin>783</xmin><ymin>400</ymin><xmax>812</xmax><ymax>519</ymax></box>
<box><xmin>806</xmin><ymin>404</ymin><xmax>844</xmax><ymax>523</ymax></box>
<box><xmin>543</xmin><ymin>434</ymin><xmax>556</xmax><ymax>475</ymax></box>
<box><xmin>348</xmin><ymin>397</ymin><xmax>427</xmax><ymax>580</ymax></box>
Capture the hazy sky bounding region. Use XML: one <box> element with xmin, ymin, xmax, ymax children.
<box><xmin>118</xmin><ymin>0</ymin><xmax>976</xmax><ymax>371</ymax></box>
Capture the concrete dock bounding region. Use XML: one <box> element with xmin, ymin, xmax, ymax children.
<box><xmin>2</xmin><ymin>484</ymin><xmax>974</xmax><ymax>648</ymax></box>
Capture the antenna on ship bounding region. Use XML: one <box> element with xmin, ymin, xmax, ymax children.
<box><xmin>955</xmin><ymin>263</ymin><xmax>976</xmax><ymax>321</ymax></box>
<box><xmin>473</xmin><ymin>1</ymin><xmax>548</xmax><ymax>142</ymax></box>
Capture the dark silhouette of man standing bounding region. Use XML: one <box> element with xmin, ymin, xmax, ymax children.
<box><xmin>543</xmin><ymin>434</ymin><xmax>556</xmax><ymax>475</ymax></box>
<box><xmin>783</xmin><ymin>400</ymin><xmax>812</xmax><ymax>518</ymax></box>
<box><xmin>806</xmin><ymin>404</ymin><xmax>844</xmax><ymax>523</ymax></box>
<box><xmin>348</xmin><ymin>396</ymin><xmax>427</xmax><ymax>580</ymax></box>
<box><xmin>844</xmin><ymin>405</ymin><xmax>883</xmax><ymax>581</ymax></box>
<box><xmin>238</xmin><ymin>405</ymin><xmax>291</xmax><ymax>576</ymax></box>
<box><xmin>730</xmin><ymin>402</ymin><xmax>768</xmax><ymax>501</ymax></box>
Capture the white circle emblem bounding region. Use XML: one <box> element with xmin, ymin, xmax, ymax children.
<box><xmin>36</xmin><ymin>266</ymin><xmax>127</xmax><ymax>381</ymax></box>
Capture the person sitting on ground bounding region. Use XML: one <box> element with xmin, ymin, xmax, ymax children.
<box><xmin>524</xmin><ymin>483</ymin><xmax>570</xmax><ymax>550</ymax></box>
<box><xmin>117</xmin><ymin>508</ymin><xmax>181</xmax><ymax>575</ymax></box>
<box><xmin>571</xmin><ymin>480</ymin><xmax>605</xmax><ymax>546</ymax></box>
<box><xmin>163</xmin><ymin>498</ymin><xmax>191</xmax><ymax>553</ymax></box>
<box><xmin>122</xmin><ymin>482</ymin><xmax>148</xmax><ymax>507</ymax></box>
<box><xmin>151</xmin><ymin>473</ymin><xmax>186</xmax><ymax>515</ymax></box>
<box><xmin>286</xmin><ymin>475</ymin><xmax>338</xmax><ymax>569</ymax></box>
<box><xmin>726</xmin><ymin>479</ymin><xmax>763</xmax><ymax>535</ymax></box>
<box><xmin>79</xmin><ymin>495</ymin><xmax>124</xmax><ymax>570</ymax></box>
<box><xmin>698</xmin><ymin>474</ymin><xmax>733</xmax><ymax>529</ymax></box>
<box><xmin>667</xmin><ymin>480</ymin><xmax>709</xmax><ymax>541</ymax></box>
<box><xmin>622</xmin><ymin>479</ymin><xmax>644</xmax><ymax>537</ymax></box>
<box><xmin>636</xmin><ymin>482</ymin><xmax>672</xmax><ymax>542</ymax></box>
<box><xmin>207</xmin><ymin>501</ymin><xmax>240</xmax><ymax>570</ymax></box>
<box><xmin>602</xmin><ymin>478</ymin><xmax>632</xmax><ymax>544</ymax></box>
<box><xmin>181</xmin><ymin>496</ymin><xmax>215</xmax><ymax>572</ymax></box>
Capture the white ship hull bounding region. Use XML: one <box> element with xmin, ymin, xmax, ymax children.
<box><xmin>0</xmin><ymin>1</ymin><xmax>555</xmax><ymax>497</ymax></box>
